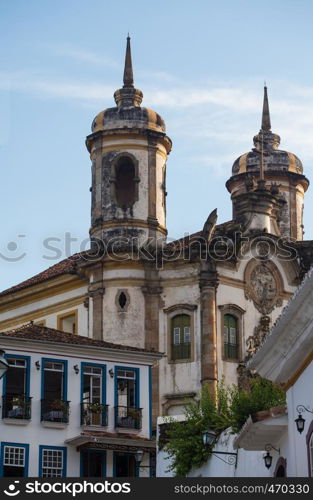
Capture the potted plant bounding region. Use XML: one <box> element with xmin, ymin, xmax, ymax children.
<box><xmin>12</xmin><ymin>396</ymin><xmax>25</xmax><ymax>408</ymax></box>
<box><xmin>47</xmin><ymin>399</ymin><xmax>69</xmax><ymax>421</ymax></box>
<box><xmin>88</xmin><ymin>402</ymin><xmax>102</xmax><ymax>413</ymax></box>
<box><xmin>49</xmin><ymin>399</ymin><xmax>67</xmax><ymax>411</ymax></box>
<box><xmin>128</xmin><ymin>407</ymin><xmax>141</xmax><ymax>418</ymax></box>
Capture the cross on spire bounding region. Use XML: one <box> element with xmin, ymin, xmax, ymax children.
<box><xmin>123</xmin><ymin>35</ymin><xmax>134</xmax><ymax>88</ymax></box>
<box><xmin>261</xmin><ymin>85</ymin><xmax>271</xmax><ymax>132</ymax></box>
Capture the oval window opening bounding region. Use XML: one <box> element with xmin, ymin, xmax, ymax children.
<box><xmin>119</xmin><ymin>292</ymin><xmax>127</xmax><ymax>310</ymax></box>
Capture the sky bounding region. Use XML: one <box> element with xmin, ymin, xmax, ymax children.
<box><xmin>1</xmin><ymin>0</ymin><xmax>313</xmax><ymax>290</ymax></box>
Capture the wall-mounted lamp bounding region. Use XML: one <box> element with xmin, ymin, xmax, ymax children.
<box><xmin>263</xmin><ymin>444</ymin><xmax>279</xmax><ymax>469</ymax></box>
<box><xmin>35</xmin><ymin>361</ymin><xmax>41</xmax><ymax>371</ymax></box>
<box><xmin>0</xmin><ymin>349</ymin><xmax>9</xmax><ymax>380</ymax></box>
<box><xmin>73</xmin><ymin>365</ymin><xmax>79</xmax><ymax>375</ymax></box>
<box><xmin>295</xmin><ymin>405</ymin><xmax>313</xmax><ymax>434</ymax></box>
<box><xmin>109</xmin><ymin>368</ymin><xmax>114</xmax><ymax>378</ymax></box>
<box><xmin>134</xmin><ymin>450</ymin><xmax>144</xmax><ymax>465</ymax></box>
<box><xmin>202</xmin><ymin>429</ymin><xmax>238</xmax><ymax>466</ymax></box>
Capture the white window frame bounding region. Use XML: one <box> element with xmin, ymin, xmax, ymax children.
<box><xmin>41</xmin><ymin>448</ymin><xmax>64</xmax><ymax>478</ymax></box>
<box><xmin>3</xmin><ymin>446</ymin><xmax>25</xmax><ymax>468</ymax></box>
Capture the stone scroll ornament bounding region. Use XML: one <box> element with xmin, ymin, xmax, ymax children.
<box><xmin>246</xmin><ymin>315</ymin><xmax>271</xmax><ymax>358</ymax></box>
<box><xmin>245</xmin><ymin>263</ymin><xmax>282</xmax><ymax>315</ymax></box>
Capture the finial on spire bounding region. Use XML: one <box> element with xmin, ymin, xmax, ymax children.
<box><xmin>123</xmin><ymin>35</ymin><xmax>134</xmax><ymax>88</ymax></box>
<box><xmin>261</xmin><ymin>85</ymin><xmax>271</xmax><ymax>132</ymax></box>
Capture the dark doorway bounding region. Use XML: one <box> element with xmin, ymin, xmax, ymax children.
<box><xmin>275</xmin><ymin>465</ymin><xmax>286</xmax><ymax>477</ymax></box>
<box><xmin>114</xmin><ymin>453</ymin><xmax>137</xmax><ymax>477</ymax></box>
<box><xmin>81</xmin><ymin>450</ymin><xmax>106</xmax><ymax>477</ymax></box>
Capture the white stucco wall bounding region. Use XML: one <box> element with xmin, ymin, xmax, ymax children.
<box><xmin>0</xmin><ymin>342</ymin><xmax>153</xmax><ymax>477</ymax></box>
<box><xmin>285</xmin><ymin>362</ymin><xmax>313</xmax><ymax>477</ymax></box>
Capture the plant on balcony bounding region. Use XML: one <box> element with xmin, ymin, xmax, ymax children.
<box><xmin>88</xmin><ymin>402</ymin><xmax>102</xmax><ymax>413</ymax></box>
<box><xmin>163</xmin><ymin>377</ymin><xmax>285</xmax><ymax>477</ymax></box>
<box><xmin>49</xmin><ymin>399</ymin><xmax>68</xmax><ymax>411</ymax></box>
<box><xmin>12</xmin><ymin>396</ymin><xmax>26</xmax><ymax>407</ymax></box>
<box><xmin>127</xmin><ymin>407</ymin><xmax>141</xmax><ymax>418</ymax></box>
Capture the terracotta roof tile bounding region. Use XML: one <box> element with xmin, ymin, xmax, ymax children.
<box><xmin>0</xmin><ymin>222</ymin><xmax>232</xmax><ymax>298</ymax></box>
<box><xmin>0</xmin><ymin>252</ymin><xmax>89</xmax><ymax>297</ymax></box>
<box><xmin>0</xmin><ymin>323</ymin><xmax>162</xmax><ymax>355</ymax></box>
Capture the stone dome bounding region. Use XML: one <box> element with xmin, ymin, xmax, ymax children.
<box><xmin>231</xmin><ymin>86</ymin><xmax>304</xmax><ymax>177</ymax></box>
<box><xmin>90</xmin><ymin>36</ymin><xmax>166</xmax><ymax>136</ymax></box>
<box><xmin>91</xmin><ymin>106</ymin><xmax>166</xmax><ymax>134</ymax></box>
<box><xmin>232</xmin><ymin>140</ymin><xmax>303</xmax><ymax>176</ymax></box>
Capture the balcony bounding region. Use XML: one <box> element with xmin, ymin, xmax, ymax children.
<box><xmin>2</xmin><ymin>394</ymin><xmax>32</xmax><ymax>421</ymax></box>
<box><xmin>171</xmin><ymin>342</ymin><xmax>191</xmax><ymax>361</ymax></box>
<box><xmin>41</xmin><ymin>399</ymin><xmax>70</xmax><ymax>425</ymax></box>
<box><xmin>115</xmin><ymin>406</ymin><xmax>142</xmax><ymax>430</ymax></box>
<box><xmin>80</xmin><ymin>402</ymin><xmax>109</xmax><ymax>427</ymax></box>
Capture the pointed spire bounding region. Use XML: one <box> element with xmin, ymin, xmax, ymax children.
<box><xmin>114</xmin><ymin>35</ymin><xmax>143</xmax><ymax>108</ymax></box>
<box><xmin>123</xmin><ymin>35</ymin><xmax>134</xmax><ymax>88</ymax></box>
<box><xmin>261</xmin><ymin>85</ymin><xmax>271</xmax><ymax>132</ymax></box>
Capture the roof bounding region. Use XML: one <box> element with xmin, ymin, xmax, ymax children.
<box><xmin>0</xmin><ymin>252</ymin><xmax>88</xmax><ymax>297</ymax></box>
<box><xmin>0</xmin><ymin>223</ymin><xmax>233</xmax><ymax>299</ymax></box>
<box><xmin>0</xmin><ymin>323</ymin><xmax>162</xmax><ymax>356</ymax></box>
<box><xmin>233</xmin><ymin>405</ymin><xmax>288</xmax><ymax>451</ymax></box>
<box><xmin>65</xmin><ymin>431</ymin><xmax>156</xmax><ymax>450</ymax></box>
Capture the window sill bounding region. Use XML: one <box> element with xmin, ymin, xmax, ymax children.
<box><xmin>81</xmin><ymin>424</ymin><xmax>108</xmax><ymax>431</ymax></box>
<box><xmin>2</xmin><ymin>418</ymin><xmax>31</xmax><ymax>426</ymax></box>
<box><xmin>115</xmin><ymin>427</ymin><xmax>141</xmax><ymax>435</ymax></box>
<box><xmin>41</xmin><ymin>421</ymin><xmax>68</xmax><ymax>429</ymax></box>
<box><xmin>168</xmin><ymin>358</ymin><xmax>193</xmax><ymax>364</ymax></box>
<box><xmin>222</xmin><ymin>357</ymin><xmax>240</xmax><ymax>363</ymax></box>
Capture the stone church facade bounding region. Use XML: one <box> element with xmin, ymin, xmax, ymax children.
<box><xmin>1</xmin><ymin>38</ymin><xmax>313</xmax><ymax>430</ymax></box>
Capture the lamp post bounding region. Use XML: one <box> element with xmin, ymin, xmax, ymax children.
<box><xmin>0</xmin><ymin>349</ymin><xmax>9</xmax><ymax>380</ymax></box>
<box><xmin>295</xmin><ymin>405</ymin><xmax>313</xmax><ymax>434</ymax></box>
<box><xmin>202</xmin><ymin>429</ymin><xmax>238</xmax><ymax>466</ymax></box>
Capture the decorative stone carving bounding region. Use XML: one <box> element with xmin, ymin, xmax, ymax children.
<box><xmin>244</xmin><ymin>260</ymin><xmax>284</xmax><ymax>314</ymax></box>
<box><xmin>246</xmin><ymin>315</ymin><xmax>271</xmax><ymax>358</ymax></box>
<box><xmin>237</xmin><ymin>363</ymin><xmax>257</xmax><ymax>391</ymax></box>
<box><xmin>251</xmin><ymin>264</ymin><xmax>277</xmax><ymax>301</ymax></box>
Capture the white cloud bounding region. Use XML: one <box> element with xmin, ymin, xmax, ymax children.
<box><xmin>54</xmin><ymin>46</ymin><xmax>119</xmax><ymax>68</ymax></box>
<box><xmin>2</xmin><ymin>68</ymin><xmax>313</xmax><ymax>170</ymax></box>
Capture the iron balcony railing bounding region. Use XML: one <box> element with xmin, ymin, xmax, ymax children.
<box><xmin>80</xmin><ymin>402</ymin><xmax>109</xmax><ymax>427</ymax></box>
<box><xmin>2</xmin><ymin>394</ymin><xmax>32</xmax><ymax>420</ymax></box>
<box><xmin>41</xmin><ymin>399</ymin><xmax>70</xmax><ymax>423</ymax></box>
<box><xmin>115</xmin><ymin>406</ymin><xmax>142</xmax><ymax>430</ymax></box>
<box><xmin>171</xmin><ymin>342</ymin><xmax>191</xmax><ymax>361</ymax></box>
<box><xmin>224</xmin><ymin>343</ymin><xmax>239</xmax><ymax>360</ymax></box>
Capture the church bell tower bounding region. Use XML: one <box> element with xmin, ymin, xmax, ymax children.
<box><xmin>86</xmin><ymin>37</ymin><xmax>172</xmax><ymax>252</ymax></box>
<box><xmin>226</xmin><ymin>87</ymin><xmax>309</xmax><ymax>240</ymax></box>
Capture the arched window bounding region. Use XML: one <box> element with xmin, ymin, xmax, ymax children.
<box><xmin>223</xmin><ymin>314</ymin><xmax>238</xmax><ymax>360</ymax></box>
<box><xmin>115</xmin><ymin>157</ymin><xmax>136</xmax><ymax>207</ymax></box>
<box><xmin>171</xmin><ymin>314</ymin><xmax>191</xmax><ymax>361</ymax></box>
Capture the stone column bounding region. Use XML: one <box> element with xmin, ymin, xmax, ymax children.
<box><xmin>142</xmin><ymin>264</ymin><xmax>162</xmax><ymax>430</ymax></box>
<box><xmin>200</xmin><ymin>271</ymin><xmax>218</xmax><ymax>397</ymax></box>
<box><xmin>89</xmin><ymin>263</ymin><xmax>105</xmax><ymax>341</ymax></box>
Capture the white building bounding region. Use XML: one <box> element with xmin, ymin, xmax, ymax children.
<box><xmin>1</xmin><ymin>37</ymin><xmax>313</xmax><ymax>478</ymax></box>
<box><xmin>0</xmin><ymin>323</ymin><xmax>161</xmax><ymax>477</ymax></box>
<box><xmin>0</xmin><ymin>38</ymin><xmax>311</xmax><ymax>428</ymax></box>
<box><xmin>246</xmin><ymin>267</ymin><xmax>313</xmax><ymax>477</ymax></box>
<box><xmin>158</xmin><ymin>268</ymin><xmax>313</xmax><ymax>478</ymax></box>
